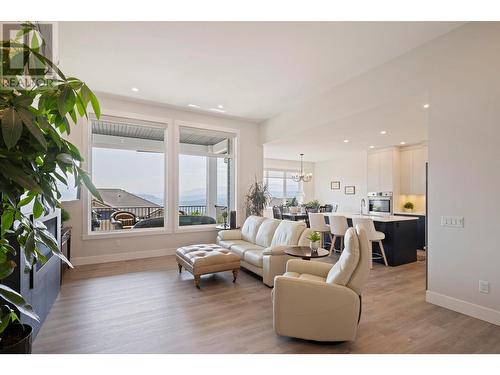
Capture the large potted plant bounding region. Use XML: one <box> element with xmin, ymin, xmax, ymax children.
<box><xmin>245</xmin><ymin>179</ymin><xmax>270</xmax><ymax>217</ymax></box>
<box><xmin>0</xmin><ymin>22</ymin><xmax>101</xmax><ymax>353</ymax></box>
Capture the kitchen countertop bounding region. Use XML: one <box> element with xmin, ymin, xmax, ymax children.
<box><xmin>393</xmin><ymin>211</ymin><xmax>426</xmax><ymax>216</ymax></box>
<box><xmin>324</xmin><ymin>212</ymin><xmax>419</xmax><ymax>222</ymax></box>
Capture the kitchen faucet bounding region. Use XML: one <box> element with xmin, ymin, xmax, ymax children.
<box><xmin>360</xmin><ymin>198</ymin><xmax>366</xmax><ymax>214</ymax></box>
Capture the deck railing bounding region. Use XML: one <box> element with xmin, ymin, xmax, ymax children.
<box><xmin>91</xmin><ymin>205</ymin><xmax>210</xmax><ymax>231</ymax></box>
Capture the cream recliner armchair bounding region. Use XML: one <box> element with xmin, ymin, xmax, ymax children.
<box><xmin>273</xmin><ymin>226</ymin><xmax>371</xmax><ymax>341</ymax></box>
<box><xmin>217</xmin><ymin>216</ymin><xmax>311</xmax><ymax>287</ymax></box>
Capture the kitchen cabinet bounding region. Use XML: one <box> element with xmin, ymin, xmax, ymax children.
<box><xmin>399</xmin><ymin>145</ymin><xmax>427</xmax><ymax>195</ymax></box>
<box><xmin>367</xmin><ymin>148</ymin><xmax>400</xmax><ymax>193</ymax></box>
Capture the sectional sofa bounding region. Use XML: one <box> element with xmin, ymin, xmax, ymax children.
<box><xmin>216</xmin><ymin>216</ymin><xmax>313</xmax><ymax>286</ymax></box>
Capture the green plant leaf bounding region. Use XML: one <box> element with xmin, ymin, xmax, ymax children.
<box><xmin>36</xmin><ymin>229</ymin><xmax>72</xmax><ymax>268</ymax></box>
<box><xmin>17</xmin><ymin>107</ymin><xmax>47</xmax><ymax>149</ymax></box>
<box><xmin>0</xmin><ymin>260</ymin><xmax>16</xmax><ymax>279</ymax></box>
<box><xmin>89</xmin><ymin>90</ymin><xmax>101</xmax><ymax>118</ymax></box>
<box><xmin>1</xmin><ymin>108</ymin><xmax>23</xmax><ymax>149</ymax></box>
<box><xmin>33</xmin><ymin>198</ymin><xmax>43</xmax><ymax>219</ymax></box>
<box><xmin>1</xmin><ymin>210</ymin><xmax>14</xmax><ymax>236</ymax></box>
<box><xmin>76</xmin><ymin>167</ymin><xmax>102</xmax><ymax>201</ymax></box>
<box><xmin>17</xmin><ymin>193</ymin><xmax>36</xmax><ymax>208</ymax></box>
<box><xmin>0</xmin><ymin>284</ymin><xmax>39</xmax><ymax>321</ymax></box>
<box><xmin>56</xmin><ymin>153</ymin><xmax>73</xmax><ymax>165</ymax></box>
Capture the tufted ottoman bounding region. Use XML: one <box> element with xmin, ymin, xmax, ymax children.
<box><xmin>176</xmin><ymin>244</ymin><xmax>241</xmax><ymax>289</ymax></box>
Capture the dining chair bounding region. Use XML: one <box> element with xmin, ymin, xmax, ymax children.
<box><xmin>351</xmin><ymin>217</ymin><xmax>388</xmax><ymax>268</ymax></box>
<box><xmin>308</xmin><ymin>213</ymin><xmax>332</xmax><ymax>249</ymax></box>
<box><xmin>328</xmin><ymin>215</ymin><xmax>349</xmax><ymax>254</ymax></box>
<box><xmin>272</xmin><ymin>205</ymin><xmax>283</xmax><ymax>220</ymax></box>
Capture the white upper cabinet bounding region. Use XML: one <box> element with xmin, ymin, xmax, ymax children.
<box><xmin>367</xmin><ymin>148</ymin><xmax>400</xmax><ymax>193</ymax></box>
<box><xmin>399</xmin><ymin>144</ymin><xmax>428</xmax><ymax>195</ymax></box>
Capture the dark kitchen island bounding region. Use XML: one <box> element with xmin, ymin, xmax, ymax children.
<box><xmin>325</xmin><ymin>213</ymin><xmax>419</xmax><ymax>266</ymax></box>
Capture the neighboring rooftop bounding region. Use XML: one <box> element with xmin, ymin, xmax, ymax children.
<box><xmin>94</xmin><ymin>189</ymin><xmax>161</xmax><ymax>208</ymax></box>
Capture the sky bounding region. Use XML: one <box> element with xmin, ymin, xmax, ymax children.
<box><xmin>92</xmin><ymin>147</ymin><xmax>228</xmax><ymax>206</ymax></box>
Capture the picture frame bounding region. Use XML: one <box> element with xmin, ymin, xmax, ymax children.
<box><xmin>330</xmin><ymin>181</ymin><xmax>340</xmax><ymax>190</ymax></box>
<box><xmin>344</xmin><ymin>186</ymin><xmax>355</xmax><ymax>195</ymax></box>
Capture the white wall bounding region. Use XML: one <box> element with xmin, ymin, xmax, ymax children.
<box><xmin>263</xmin><ymin>158</ymin><xmax>315</xmax><ymax>202</ymax></box>
<box><xmin>63</xmin><ymin>94</ymin><xmax>262</xmax><ymax>265</ymax></box>
<box><xmin>314</xmin><ymin>151</ymin><xmax>367</xmax><ymax>212</ymax></box>
<box><xmin>261</xmin><ymin>23</ymin><xmax>500</xmax><ymax>325</ymax></box>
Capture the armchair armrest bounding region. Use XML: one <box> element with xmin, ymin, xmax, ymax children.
<box><xmin>286</xmin><ymin>259</ymin><xmax>333</xmax><ymax>278</ymax></box>
<box><xmin>262</xmin><ymin>245</ymin><xmax>289</xmax><ymax>256</ymax></box>
<box><xmin>217</xmin><ymin>229</ymin><xmax>242</xmax><ymax>241</ymax></box>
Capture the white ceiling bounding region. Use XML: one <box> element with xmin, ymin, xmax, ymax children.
<box><xmin>264</xmin><ymin>94</ymin><xmax>429</xmax><ymax>162</ymax></box>
<box><xmin>59</xmin><ymin>22</ymin><xmax>463</xmax><ymax>121</ymax></box>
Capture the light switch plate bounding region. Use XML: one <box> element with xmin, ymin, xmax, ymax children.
<box><xmin>479</xmin><ymin>280</ymin><xmax>490</xmax><ymax>294</ymax></box>
<box><xmin>441</xmin><ymin>216</ymin><xmax>464</xmax><ymax>228</ymax></box>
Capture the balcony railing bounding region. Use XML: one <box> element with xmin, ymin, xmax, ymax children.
<box><xmin>91</xmin><ymin>205</ymin><xmax>215</xmax><ymax>231</ymax></box>
<box><xmin>178</xmin><ymin>205</ymin><xmax>207</xmax><ymax>215</ymax></box>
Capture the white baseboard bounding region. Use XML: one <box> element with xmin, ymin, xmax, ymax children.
<box><xmin>72</xmin><ymin>247</ymin><xmax>177</xmax><ymax>266</ymax></box>
<box><xmin>426</xmin><ymin>290</ymin><xmax>500</xmax><ymax>326</ymax></box>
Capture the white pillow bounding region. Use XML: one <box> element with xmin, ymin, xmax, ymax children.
<box><xmin>326</xmin><ymin>228</ymin><xmax>360</xmax><ymax>285</ymax></box>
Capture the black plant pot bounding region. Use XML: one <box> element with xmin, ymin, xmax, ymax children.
<box><xmin>0</xmin><ymin>324</ymin><xmax>33</xmax><ymax>354</ymax></box>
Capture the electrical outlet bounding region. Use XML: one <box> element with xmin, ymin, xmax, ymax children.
<box><xmin>441</xmin><ymin>216</ymin><xmax>464</xmax><ymax>228</ymax></box>
<box><xmin>479</xmin><ymin>280</ymin><xmax>490</xmax><ymax>294</ymax></box>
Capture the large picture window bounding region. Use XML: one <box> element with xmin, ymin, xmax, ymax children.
<box><xmin>178</xmin><ymin>126</ymin><xmax>235</xmax><ymax>227</ymax></box>
<box><xmin>263</xmin><ymin>169</ymin><xmax>301</xmax><ymax>201</ymax></box>
<box><xmin>90</xmin><ymin>116</ymin><xmax>167</xmax><ymax>233</ymax></box>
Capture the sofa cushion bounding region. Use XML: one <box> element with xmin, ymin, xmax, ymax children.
<box><xmin>218</xmin><ymin>239</ymin><xmax>248</xmax><ymax>250</ymax></box>
<box><xmin>326</xmin><ymin>228</ymin><xmax>360</xmax><ymax>285</ymax></box>
<box><xmin>270</xmin><ymin>220</ymin><xmax>306</xmax><ymax>247</ymax></box>
<box><xmin>283</xmin><ymin>271</ymin><xmax>326</xmax><ymax>283</ymax></box>
<box><xmin>244</xmin><ymin>249</ymin><xmax>264</xmax><ymax>267</ymax></box>
<box><xmin>254</xmin><ymin>218</ymin><xmax>281</xmax><ymax>248</ymax></box>
<box><xmin>241</xmin><ymin>216</ymin><xmax>266</xmax><ymax>243</ymax></box>
<box><xmin>231</xmin><ymin>243</ymin><xmax>264</xmax><ymax>257</ymax></box>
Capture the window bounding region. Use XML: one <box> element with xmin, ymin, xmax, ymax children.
<box><xmin>178</xmin><ymin>126</ymin><xmax>235</xmax><ymax>227</ymax></box>
<box><xmin>90</xmin><ymin>116</ymin><xmax>167</xmax><ymax>233</ymax></box>
<box><xmin>263</xmin><ymin>169</ymin><xmax>301</xmax><ymax>202</ymax></box>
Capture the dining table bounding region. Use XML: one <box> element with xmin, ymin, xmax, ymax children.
<box><xmin>281</xmin><ymin>212</ymin><xmax>309</xmax><ymax>221</ymax></box>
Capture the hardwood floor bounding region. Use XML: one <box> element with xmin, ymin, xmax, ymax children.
<box><xmin>33</xmin><ymin>255</ymin><xmax>500</xmax><ymax>354</ymax></box>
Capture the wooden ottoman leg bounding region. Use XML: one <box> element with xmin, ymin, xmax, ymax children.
<box><xmin>194</xmin><ymin>275</ymin><xmax>201</xmax><ymax>289</ymax></box>
<box><xmin>232</xmin><ymin>269</ymin><xmax>239</xmax><ymax>283</ymax></box>
<box><xmin>178</xmin><ymin>263</ymin><xmax>182</xmax><ymax>273</ymax></box>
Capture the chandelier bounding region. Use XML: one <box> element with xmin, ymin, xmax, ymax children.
<box><xmin>291</xmin><ymin>153</ymin><xmax>312</xmax><ymax>182</ymax></box>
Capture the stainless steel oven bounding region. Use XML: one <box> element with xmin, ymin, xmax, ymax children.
<box><xmin>367</xmin><ymin>192</ymin><xmax>393</xmax><ymax>215</ymax></box>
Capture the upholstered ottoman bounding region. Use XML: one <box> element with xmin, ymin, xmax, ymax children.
<box><xmin>176</xmin><ymin>244</ymin><xmax>241</xmax><ymax>289</ymax></box>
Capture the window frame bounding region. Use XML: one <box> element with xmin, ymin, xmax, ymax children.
<box><xmin>83</xmin><ymin>112</ymin><xmax>171</xmax><ymax>239</ymax></box>
<box><xmin>83</xmin><ymin>113</ymin><xmax>239</xmax><ymax>239</ymax></box>
<box><xmin>175</xmin><ymin>120</ymin><xmax>238</xmax><ymax>232</ymax></box>
<box><xmin>263</xmin><ymin>168</ymin><xmax>301</xmax><ymax>200</ymax></box>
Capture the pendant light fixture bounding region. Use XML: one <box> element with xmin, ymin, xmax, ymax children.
<box><xmin>291</xmin><ymin>153</ymin><xmax>312</xmax><ymax>182</ymax></box>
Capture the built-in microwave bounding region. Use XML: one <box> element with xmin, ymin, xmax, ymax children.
<box><xmin>367</xmin><ymin>192</ymin><xmax>393</xmax><ymax>216</ymax></box>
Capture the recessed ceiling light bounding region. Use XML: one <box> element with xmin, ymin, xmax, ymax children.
<box><xmin>423</xmin><ymin>103</ymin><xmax>430</xmax><ymax>109</ymax></box>
<box><xmin>343</xmin><ymin>139</ymin><xmax>349</xmax><ymax>143</ymax></box>
<box><xmin>400</xmin><ymin>141</ymin><xmax>406</xmax><ymax>145</ymax></box>
<box><xmin>131</xmin><ymin>87</ymin><xmax>139</xmax><ymax>92</ymax></box>
<box><xmin>369</xmin><ymin>145</ymin><xmax>375</xmax><ymax>149</ymax></box>
<box><xmin>209</xmin><ymin>108</ymin><xmax>226</xmax><ymax>113</ymax></box>
<box><xmin>380</xmin><ymin>130</ymin><xmax>387</xmax><ymax>135</ymax></box>
<box><xmin>217</xmin><ymin>104</ymin><xmax>224</xmax><ymax>109</ymax></box>
<box><xmin>187</xmin><ymin>104</ymin><xmax>200</xmax><ymax>108</ymax></box>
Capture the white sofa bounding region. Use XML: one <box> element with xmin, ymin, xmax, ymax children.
<box><xmin>272</xmin><ymin>226</ymin><xmax>371</xmax><ymax>341</ymax></box>
<box><xmin>216</xmin><ymin>216</ymin><xmax>312</xmax><ymax>287</ymax></box>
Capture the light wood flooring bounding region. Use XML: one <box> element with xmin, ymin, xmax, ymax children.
<box><xmin>33</xmin><ymin>254</ymin><xmax>500</xmax><ymax>354</ymax></box>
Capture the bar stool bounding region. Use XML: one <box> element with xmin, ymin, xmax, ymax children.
<box><xmin>351</xmin><ymin>217</ymin><xmax>388</xmax><ymax>268</ymax></box>
<box><xmin>328</xmin><ymin>215</ymin><xmax>349</xmax><ymax>254</ymax></box>
<box><xmin>308</xmin><ymin>213</ymin><xmax>332</xmax><ymax>249</ymax></box>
